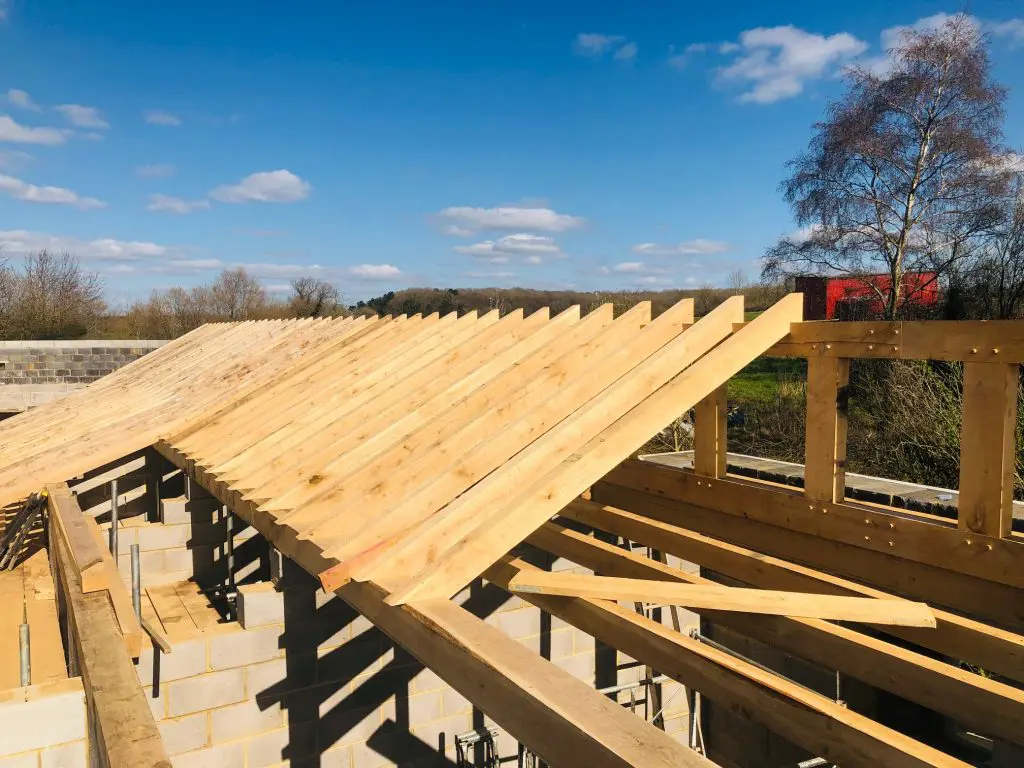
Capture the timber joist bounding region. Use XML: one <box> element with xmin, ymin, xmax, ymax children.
<box><xmin>767</xmin><ymin>319</ymin><xmax>1024</xmax><ymax>362</ymax></box>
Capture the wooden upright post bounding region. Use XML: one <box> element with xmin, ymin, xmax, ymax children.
<box><xmin>804</xmin><ymin>357</ymin><xmax>850</xmax><ymax>503</ymax></box>
<box><xmin>693</xmin><ymin>385</ymin><xmax>728</xmax><ymax>478</ymax></box>
<box><xmin>959</xmin><ymin>362</ymin><xmax>1019</xmax><ymax>538</ymax></box>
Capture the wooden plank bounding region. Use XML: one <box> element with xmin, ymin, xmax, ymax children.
<box><xmin>603</xmin><ymin>458</ymin><xmax>1024</xmax><ymax>593</ymax></box>
<box><xmin>82</xmin><ymin>515</ymin><xmax>144</xmax><ymax>657</ymax></box>
<box><xmin>50</xmin><ymin>506</ymin><xmax>171</xmax><ymax>768</ymax></box>
<box><xmin>692</xmin><ymin>384</ymin><xmax>727</xmax><ymax>478</ymax></box>
<box><xmin>487</xmin><ymin>557</ymin><xmax>968</xmax><ymax>768</ymax></box>
<box><xmin>588</xmin><ymin>483</ymin><xmax>1024</xmax><ymax>681</ymax></box>
<box><xmin>45</xmin><ymin>483</ymin><xmax>108</xmax><ymax>593</ymax></box>
<box><xmin>958</xmin><ymin>362</ymin><xmax>1019</xmax><ymax>538</ymax></box>
<box><xmin>765</xmin><ymin>320</ymin><xmax>1024</xmax><ymax>362</ymax></box>
<box><xmin>527</xmin><ymin>520</ymin><xmax>1024</xmax><ymax>747</ymax></box>
<box><xmin>337</xmin><ymin>578</ymin><xmax>712</xmax><ymax>768</ymax></box>
<box><xmin>384</xmin><ymin>293</ymin><xmax>801</xmax><ymax>604</ymax></box>
<box><xmin>21</xmin><ymin>550</ymin><xmax>67</xmax><ymax>685</ymax></box>
<box><xmin>507</xmin><ymin>572</ymin><xmax>936</xmax><ymax>626</ymax></box>
<box><xmin>0</xmin><ymin>568</ymin><xmax>25</xmax><ymax>690</ymax></box>
<box><xmin>803</xmin><ymin>356</ymin><xmax>850</xmax><ymax>503</ymax></box>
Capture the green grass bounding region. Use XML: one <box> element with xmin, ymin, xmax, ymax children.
<box><xmin>728</xmin><ymin>373</ymin><xmax>782</xmax><ymax>404</ymax></box>
<box><xmin>728</xmin><ymin>357</ymin><xmax>806</xmax><ymax>405</ymax></box>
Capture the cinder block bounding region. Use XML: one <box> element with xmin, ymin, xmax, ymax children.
<box><xmin>0</xmin><ymin>683</ymin><xmax>86</xmax><ymax>755</ymax></box>
<box><xmin>167</xmin><ymin>669</ymin><xmax>246</xmax><ymax>717</ymax></box>
<box><xmin>245</xmin><ymin>723</ymin><xmax>316</xmax><ymax>768</ymax></box>
<box><xmin>440</xmin><ymin>687</ymin><xmax>471</xmax><ymax>717</ymax></box>
<box><xmin>0</xmin><ymin>752</ymin><xmax>37</xmax><ymax>768</ymax></box>
<box><xmin>171</xmin><ymin>742</ymin><xmax>244</xmax><ymax>768</ymax></box>
<box><xmin>136</xmin><ymin>524</ymin><xmax>191</xmax><ymax>552</ymax></box>
<box><xmin>554</xmin><ymin>651</ymin><xmax>595</xmax><ymax>682</ymax></box>
<box><xmin>547</xmin><ymin>627</ymin><xmax>574</xmax><ymax>660</ymax></box>
<box><xmin>237</xmin><ymin>584</ymin><xmax>285</xmax><ymax>629</ymax></box>
<box><xmin>210</xmin><ymin>698</ymin><xmax>283</xmax><ymax>743</ymax></box>
<box><xmin>496</xmin><ymin>608</ymin><xmax>540</xmax><ymax>640</ymax></box>
<box><xmin>572</xmin><ymin>629</ymin><xmax>595</xmax><ymax>655</ymax></box>
<box><xmin>136</xmin><ymin>637</ymin><xmax>208</xmax><ymax>685</ymax></box>
<box><xmin>318</xmin><ymin>744</ymin><xmax>353</xmax><ymax>768</ymax></box>
<box><xmin>209</xmin><ymin>625</ymin><xmax>281</xmax><ymax>671</ymax></box>
<box><xmin>412</xmin><ymin>667</ymin><xmax>447</xmax><ymax>695</ymax></box>
<box><xmin>406</xmin><ymin>692</ymin><xmax>443</xmax><ymax>726</ymax></box>
<box><xmin>158</xmin><ymin>713</ymin><xmax>209</xmax><ymax>756</ymax></box>
<box><xmin>142</xmin><ymin>685</ymin><xmax>166</xmax><ymax>720</ymax></box>
<box><xmin>410</xmin><ymin>712</ymin><xmax>473</xmax><ymax>742</ymax></box>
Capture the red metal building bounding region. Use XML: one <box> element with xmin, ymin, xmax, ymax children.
<box><xmin>795</xmin><ymin>272</ymin><xmax>940</xmax><ymax>320</ymax></box>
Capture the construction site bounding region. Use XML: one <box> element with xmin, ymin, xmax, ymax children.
<box><xmin>1</xmin><ymin>294</ymin><xmax>1023</xmax><ymax>768</ymax></box>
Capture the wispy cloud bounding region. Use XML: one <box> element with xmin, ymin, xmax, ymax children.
<box><xmin>6</xmin><ymin>89</ymin><xmax>41</xmax><ymax>112</ymax></box>
<box><xmin>631</xmin><ymin>239</ymin><xmax>731</xmax><ymax>256</ymax></box>
<box><xmin>0</xmin><ymin>230</ymin><xmax>168</xmax><ymax>261</ymax></box>
<box><xmin>209</xmin><ymin>170</ymin><xmax>311</xmax><ymax>203</ymax></box>
<box><xmin>135</xmin><ymin>164</ymin><xmax>176</xmax><ymax>179</ymax></box>
<box><xmin>573</xmin><ymin>33</ymin><xmax>638</xmax><ymax>61</ymax></box>
<box><xmin>0</xmin><ymin>149</ymin><xmax>32</xmax><ymax>170</ymax></box>
<box><xmin>54</xmin><ymin>104</ymin><xmax>109</xmax><ymax>129</ymax></box>
<box><xmin>147</xmin><ymin>194</ymin><xmax>211</xmax><ymax>214</ymax></box>
<box><xmin>455</xmin><ymin>233</ymin><xmax>564</xmax><ymax>264</ymax></box>
<box><xmin>0</xmin><ymin>115</ymin><xmax>70</xmax><ymax>145</ymax></box>
<box><xmin>990</xmin><ymin>18</ymin><xmax>1024</xmax><ymax>43</ymax></box>
<box><xmin>439</xmin><ymin>206</ymin><xmax>585</xmax><ymax>233</ymax></box>
<box><xmin>348</xmin><ymin>264</ymin><xmax>402</xmax><ymax>279</ymax></box>
<box><xmin>717</xmin><ymin>25</ymin><xmax>867</xmax><ymax>103</ymax></box>
<box><xmin>144</xmin><ymin>109</ymin><xmax>181</xmax><ymax>126</ymax></box>
<box><xmin>0</xmin><ymin>174</ymin><xmax>105</xmax><ymax>209</ymax></box>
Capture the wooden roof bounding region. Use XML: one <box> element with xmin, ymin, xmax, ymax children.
<box><xmin>0</xmin><ymin>294</ymin><xmax>802</xmax><ymax>603</ymax></box>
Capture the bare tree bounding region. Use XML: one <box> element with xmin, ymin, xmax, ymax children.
<box><xmin>210</xmin><ymin>268</ymin><xmax>266</xmax><ymax>320</ymax></box>
<box><xmin>727</xmin><ymin>268</ymin><xmax>749</xmax><ymax>292</ymax></box>
<box><xmin>763</xmin><ymin>15</ymin><xmax>1012</xmax><ymax>318</ymax></box>
<box><xmin>290</xmin><ymin>277</ymin><xmax>341</xmax><ymax>317</ymax></box>
<box><xmin>959</xmin><ymin>177</ymin><xmax>1024</xmax><ymax>318</ymax></box>
<box><xmin>3</xmin><ymin>251</ymin><xmax>105</xmax><ymax>339</ymax></box>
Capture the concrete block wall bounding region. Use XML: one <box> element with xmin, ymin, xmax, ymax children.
<box><xmin>91</xmin><ymin>455</ymin><xmax>698</xmax><ymax>766</ymax></box>
<box><xmin>0</xmin><ymin>679</ymin><xmax>88</xmax><ymax>768</ymax></box>
<box><xmin>0</xmin><ymin>340</ymin><xmax>166</xmax><ymax>412</ymax></box>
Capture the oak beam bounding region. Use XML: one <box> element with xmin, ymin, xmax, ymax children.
<box><xmin>958</xmin><ymin>362</ymin><xmax>1019</xmax><ymax>538</ymax></box>
<box><xmin>693</xmin><ymin>385</ymin><xmax>727</xmax><ymax>478</ymax></box>
<box><xmin>487</xmin><ymin>557</ymin><xmax>969</xmax><ymax>768</ymax></box>
<box><xmin>803</xmin><ymin>356</ymin><xmax>850</xmax><ymax>503</ymax></box>
<box><xmin>527</xmin><ymin>521</ymin><xmax>1024</xmax><ymax>747</ymax></box>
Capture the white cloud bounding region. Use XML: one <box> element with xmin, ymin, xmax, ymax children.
<box><xmin>135</xmin><ymin>164</ymin><xmax>176</xmax><ymax>179</ymax></box>
<box><xmin>631</xmin><ymin>239</ymin><xmax>731</xmax><ymax>256</ymax></box>
<box><xmin>0</xmin><ymin>230</ymin><xmax>168</xmax><ymax>261</ymax></box>
<box><xmin>348</xmin><ymin>264</ymin><xmax>402</xmax><ymax>279</ymax></box>
<box><xmin>632</xmin><ymin>275</ymin><xmax>674</xmax><ymax>286</ymax></box>
<box><xmin>54</xmin><ymin>104</ymin><xmax>109</xmax><ymax>129</ymax></box>
<box><xmin>6</xmin><ymin>89</ymin><xmax>40</xmax><ymax>112</ymax></box>
<box><xmin>612</xmin><ymin>261</ymin><xmax>645</xmax><ymax>272</ymax></box>
<box><xmin>991</xmin><ymin>19</ymin><xmax>1024</xmax><ymax>42</ymax></box>
<box><xmin>614</xmin><ymin>42</ymin><xmax>639</xmax><ymax>61</ymax></box>
<box><xmin>144</xmin><ymin>110</ymin><xmax>181</xmax><ymax>126</ymax></box>
<box><xmin>439</xmin><ymin>206</ymin><xmax>585</xmax><ymax>233</ymax></box>
<box><xmin>441</xmin><ymin>224</ymin><xmax>473</xmax><ymax>237</ymax></box>
<box><xmin>455</xmin><ymin>233</ymin><xmax>565</xmax><ymax>264</ymax></box>
<box><xmin>210</xmin><ymin>170</ymin><xmax>311</xmax><ymax>203</ymax></box>
<box><xmin>465</xmin><ymin>270</ymin><xmax>515</xmax><ymax>280</ymax></box>
<box><xmin>573</xmin><ymin>33</ymin><xmax>625</xmax><ymax>57</ymax></box>
<box><xmin>984</xmin><ymin>152</ymin><xmax>1024</xmax><ymax>175</ymax></box>
<box><xmin>147</xmin><ymin>194</ymin><xmax>211</xmax><ymax>214</ymax></box>
<box><xmin>686</xmin><ymin>43</ymin><xmax>709</xmax><ymax>54</ymax></box>
<box><xmin>0</xmin><ymin>115</ymin><xmax>70</xmax><ymax>144</ymax></box>
<box><xmin>718</xmin><ymin>25</ymin><xmax>867</xmax><ymax>104</ymax></box>
<box><xmin>0</xmin><ymin>174</ymin><xmax>105</xmax><ymax>209</ymax></box>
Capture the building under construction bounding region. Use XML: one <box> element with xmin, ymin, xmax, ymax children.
<box><xmin>0</xmin><ymin>294</ymin><xmax>1022</xmax><ymax>768</ymax></box>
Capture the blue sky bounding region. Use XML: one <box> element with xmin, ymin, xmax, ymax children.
<box><xmin>1</xmin><ymin>1</ymin><xmax>1023</xmax><ymax>305</ymax></box>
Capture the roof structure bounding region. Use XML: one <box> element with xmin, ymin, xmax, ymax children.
<box><xmin>0</xmin><ymin>295</ymin><xmax>801</xmax><ymax>604</ymax></box>
<box><xmin>6</xmin><ymin>295</ymin><xmax>1024</xmax><ymax>768</ymax></box>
